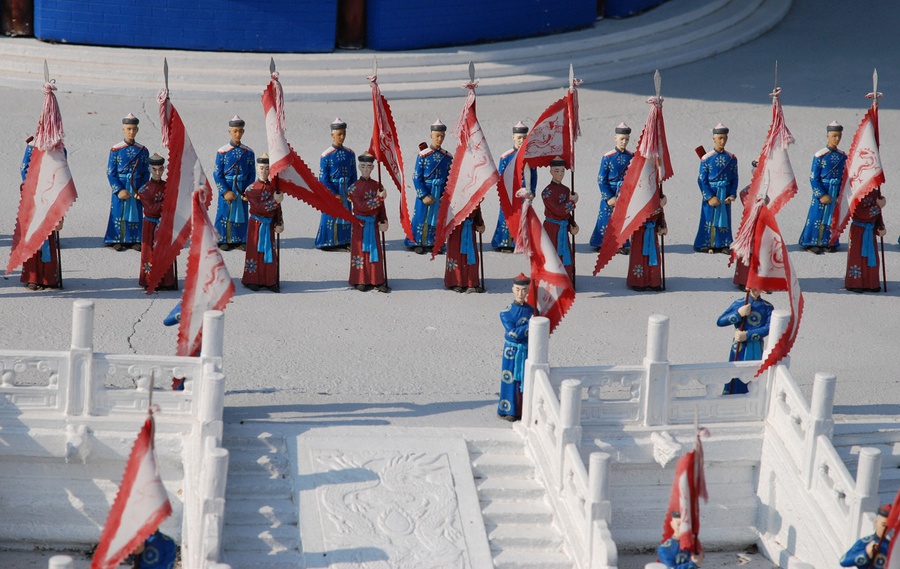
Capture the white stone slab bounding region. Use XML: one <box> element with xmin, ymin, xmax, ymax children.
<box><xmin>295</xmin><ymin>431</ymin><xmax>492</xmax><ymax>569</ymax></box>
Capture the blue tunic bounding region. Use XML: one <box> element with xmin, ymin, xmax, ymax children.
<box><xmin>840</xmin><ymin>533</ymin><xmax>890</xmax><ymax>567</ymax></box>
<box><xmin>316</xmin><ymin>144</ymin><xmax>357</xmax><ymax>248</ymax></box>
<box><xmin>105</xmin><ymin>140</ymin><xmax>150</xmax><ymax>244</ymax></box>
<box><xmin>590</xmin><ymin>148</ymin><xmax>634</xmax><ymax>248</ymax></box>
<box><xmin>127</xmin><ymin>531</ymin><xmax>177</xmax><ymax>569</ymax></box>
<box><xmin>657</xmin><ymin>538</ymin><xmax>699</xmax><ymax>569</ymax></box>
<box><xmin>498</xmin><ymin>301</ymin><xmax>534</xmax><ymax>418</ymax></box>
<box><xmin>405</xmin><ymin>145</ymin><xmax>452</xmax><ymax>248</ymax></box>
<box><xmin>491</xmin><ymin>147</ymin><xmax>537</xmax><ymax>249</ymax></box>
<box><xmin>717</xmin><ymin>297</ymin><xmax>773</xmax><ymax>394</ymax></box>
<box><xmin>799</xmin><ymin>147</ymin><xmax>846</xmax><ymax>248</ymax></box>
<box><xmin>694</xmin><ymin>149</ymin><xmax>738</xmax><ymax>251</ymax></box>
<box><xmin>213</xmin><ymin>142</ymin><xmax>255</xmax><ymax>245</ymax></box>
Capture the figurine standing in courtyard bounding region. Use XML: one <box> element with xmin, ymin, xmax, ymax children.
<box><xmin>445</xmin><ymin>204</ymin><xmax>485</xmax><ymax>293</ymax></box>
<box><xmin>839</xmin><ymin>504</ymin><xmax>891</xmax><ymax>567</ymax></box>
<box><xmin>498</xmin><ymin>273</ymin><xmax>535</xmax><ymax>421</ymax></box>
<box><xmin>213</xmin><ymin>115</ymin><xmax>255</xmax><ymax>250</ymax></box>
<box><xmin>717</xmin><ymin>288</ymin><xmax>773</xmax><ymax>394</ymax></box>
<box><xmin>657</xmin><ymin>511</ymin><xmax>703</xmax><ymax>569</ymax></box>
<box><xmin>845</xmin><ymin>187</ymin><xmax>886</xmax><ymax>292</ymax></box>
<box><xmin>492</xmin><ymin>121</ymin><xmax>537</xmax><ymax>251</ymax></box>
<box><xmin>542</xmin><ymin>157</ymin><xmax>578</xmax><ymax>282</ymax></box>
<box><xmin>20</xmin><ymin>138</ymin><xmax>62</xmax><ymax>290</ymax></box>
<box><xmin>694</xmin><ymin>124</ymin><xmax>737</xmax><ymax>253</ymax></box>
<box><xmin>799</xmin><ymin>122</ymin><xmax>845</xmax><ymax>253</ymax></box>
<box><xmin>241</xmin><ymin>154</ymin><xmax>283</xmax><ymax>293</ymax></box>
<box><xmin>105</xmin><ymin>113</ymin><xmax>149</xmax><ymax>251</ymax></box>
<box><xmin>627</xmin><ymin>191</ymin><xmax>667</xmax><ymax>291</ymax></box>
<box><xmin>137</xmin><ymin>153</ymin><xmax>177</xmax><ymax>290</ymax></box>
<box><xmin>406</xmin><ymin>120</ymin><xmax>452</xmax><ymax>253</ymax></box>
<box><xmin>591</xmin><ymin>122</ymin><xmax>634</xmax><ymax>252</ymax></box>
<box><xmin>347</xmin><ymin>153</ymin><xmax>389</xmax><ymax>292</ymax></box>
<box><xmin>127</xmin><ymin>529</ymin><xmax>177</xmax><ymax>569</ymax></box>
<box><xmin>316</xmin><ymin>118</ymin><xmax>356</xmax><ymax>251</ymax></box>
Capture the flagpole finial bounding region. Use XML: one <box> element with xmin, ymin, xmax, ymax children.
<box><xmin>462</xmin><ymin>61</ymin><xmax>478</xmax><ymax>89</ymax></box>
<box><xmin>774</xmin><ymin>60</ymin><xmax>778</xmax><ymax>90</ymax></box>
<box><xmin>163</xmin><ymin>58</ymin><xmax>169</xmax><ymax>93</ymax></box>
<box><xmin>373</xmin><ymin>55</ymin><xmax>378</xmax><ymax>77</ymax></box>
<box><xmin>43</xmin><ymin>59</ymin><xmax>49</xmax><ymax>84</ymax></box>
<box><xmin>654</xmin><ymin>69</ymin><xmax>661</xmax><ymax>99</ymax></box>
<box><xmin>867</xmin><ymin>68</ymin><xmax>882</xmax><ymax>102</ymax></box>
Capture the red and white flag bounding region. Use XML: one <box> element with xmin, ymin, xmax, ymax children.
<box><xmin>883</xmin><ymin>488</ymin><xmax>900</xmax><ymax>568</ymax></box>
<box><xmin>92</xmin><ymin>414</ymin><xmax>172</xmax><ymax>569</ymax></box>
<box><xmin>432</xmin><ymin>84</ymin><xmax>499</xmax><ymax>256</ymax></box>
<box><xmin>7</xmin><ymin>80</ymin><xmax>77</xmax><ymax>275</ymax></box>
<box><xmin>177</xmin><ymin>189</ymin><xmax>235</xmax><ymax>357</ymax></box>
<box><xmin>593</xmin><ymin>94</ymin><xmax>672</xmax><ymax>275</ymax></box>
<box><xmin>262</xmin><ymin>72</ymin><xmax>358</xmax><ymax>224</ymax></box>
<box><xmin>367</xmin><ymin>73</ymin><xmax>413</xmax><ymax>241</ymax></box>
<box><xmin>661</xmin><ymin>428</ymin><xmax>708</xmax><ymax>555</ymax></box>
<box><xmin>145</xmin><ymin>88</ymin><xmax>213</xmax><ymax>293</ymax></box>
<box><xmin>829</xmin><ymin>104</ymin><xmax>885</xmax><ymax>244</ymax></box>
<box><xmin>746</xmin><ymin>205</ymin><xmax>804</xmax><ymax>377</ymax></box>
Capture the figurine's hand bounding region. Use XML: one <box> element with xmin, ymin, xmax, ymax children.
<box><xmin>707</xmin><ymin>196</ymin><xmax>721</xmax><ymax>207</ymax></box>
<box><xmin>877</xmin><ymin>228</ymin><xmax>887</xmax><ymax>237</ymax></box>
<box><xmin>378</xmin><ymin>221</ymin><xmax>389</xmax><ymax>232</ymax></box>
<box><xmin>660</xmin><ymin>195</ymin><xmax>668</xmax><ymax>207</ymax></box>
<box><xmin>475</xmin><ymin>224</ymin><xmax>486</xmax><ymax>234</ymax></box>
<box><xmin>274</xmin><ymin>192</ymin><xmax>284</xmax><ymax>204</ymax></box>
<box><xmin>422</xmin><ymin>195</ymin><xmax>435</xmax><ymax>205</ymax></box>
<box><xmin>866</xmin><ymin>541</ymin><xmax>877</xmax><ymax>559</ymax></box>
<box><xmin>658</xmin><ymin>227</ymin><xmax>668</xmax><ymax>236</ymax></box>
<box><xmin>607</xmin><ymin>196</ymin><xmax>617</xmax><ymax>207</ymax></box>
<box><xmin>724</xmin><ymin>196</ymin><xmax>735</xmax><ymax>204</ymax></box>
<box><xmin>223</xmin><ymin>191</ymin><xmax>237</xmax><ymax>202</ymax></box>
<box><xmin>568</xmin><ymin>224</ymin><xmax>579</xmax><ymax>236</ymax></box>
<box><xmin>734</xmin><ymin>330</ymin><xmax>748</xmax><ymax>343</ymax></box>
<box><xmin>737</xmin><ymin>303</ymin><xmax>752</xmax><ymax>318</ymax></box>
<box><xmin>55</xmin><ymin>219</ymin><xmax>64</xmax><ymax>231</ymax></box>
<box><xmin>117</xmin><ymin>189</ymin><xmax>131</xmax><ymax>200</ymax></box>
<box><xmin>274</xmin><ymin>224</ymin><xmax>284</xmax><ymax>234</ymax></box>
<box><xmin>570</xmin><ymin>192</ymin><xmax>579</xmax><ymax>204</ymax></box>
<box><xmin>878</xmin><ymin>196</ymin><xmax>887</xmax><ymax>208</ymax></box>
<box><xmin>819</xmin><ymin>194</ymin><xmax>833</xmax><ymax>205</ymax></box>
<box><xmin>692</xmin><ymin>551</ymin><xmax>704</xmax><ymax>565</ymax></box>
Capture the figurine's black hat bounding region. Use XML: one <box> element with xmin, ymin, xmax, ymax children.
<box><xmin>430</xmin><ymin>119</ymin><xmax>447</xmax><ymax>132</ymax></box>
<box><xmin>877</xmin><ymin>504</ymin><xmax>892</xmax><ymax>518</ymax></box>
<box><xmin>670</xmin><ymin>511</ymin><xmax>681</xmax><ymax>519</ymax></box>
<box><xmin>257</xmin><ymin>153</ymin><xmax>269</xmax><ymax>164</ymax></box>
<box><xmin>148</xmin><ymin>153</ymin><xmax>165</xmax><ymax>166</ymax></box>
<box><xmin>229</xmin><ymin>115</ymin><xmax>245</xmax><ymax>128</ymax></box>
<box><xmin>122</xmin><ymin>113</ymin><xmax>139</xmax><ymax>125</ymax></box>
<box><xmin>513</xmin><ymin>273</ymin><xmax>530</xmax><ymax>286</ymax></box>
<box><xmin>826</xmin><ymin>121</ymin><xmax>843</xmax><ymax>132</ymax></box>
<box><xmin>512</xmin><ymin>121</ymin><xmax>529</xmax><ymax>134</ymax></box>
<box><xmin>549</xmin><ymin>157</ymin><xmax>567</xmax><ymax>167</ymax></box>
<box><xmin>358</xmin><ymin>153</ymin><xmax>375</xmax><ymax>163</ymax></box>
<box><xmin>614</xmin><ymin>122</ymin><xmax>632</xmax><ymax>135</ymax></box>
<box><xmin>712</xmin><ymin>123</ymin><xmax>729</xmax><ymax>134</ymax></box>
<box><xmin>331</xmin><ymin>117</ymin><xmax>347</xmax><ymax>130</ymax></box>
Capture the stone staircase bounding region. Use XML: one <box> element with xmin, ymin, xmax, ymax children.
<box><xmin>832</xmin><ymin>421</ymin><xmax>900</xmax><ymax>505</ymax></box>
<box><xmin>468</xmin><ymin>430</ymin><xmax>574</xmax><ymax>569</ymax></box>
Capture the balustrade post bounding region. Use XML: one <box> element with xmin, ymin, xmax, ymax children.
<box><xmin>557</xmin><ymin>379</ymin><xmax>583</xmax><ymax>489</ymax></box>
<box><xmin>48</xmin><ymin>556</ymin><xmax>74</xmax><ymax>569</ymax></box>
<box><xmin>522</xmin><ymin>316</ymin><xmax>550</xmax><ymax>426</ymax></box>
<box><xmin>67</xmin><ymin>300</ymin><xmax>95</xmax><ymax>416</ymax></box>
<box><xmin>849</xmin><ymin>447</ymin><xmax>882</xmax><ymax>542</ymax></box>
<box><xmin>643</xmin><ymin>314</ymin><xmax>670</xmax><ymax>426</ymax></box>
<box><xmin>762</xmin><ymin>310</ymin><xmax>791</xmax><ymax>415</ymax></box>
<box><xmin>201</xmin><ymin>310</ymin><xmax>225</xmax><ymax>372</ymax></box>
<box><xmin>202</xmin><ymin>437</ymin><xmax>230</xmax><ymax>501</ymax></box>
<box><xmin>801</xmin><ymin>372</ymin><xmax>836</xmax><ymax>488</ymax></box>
<box><xmin>588</xmin><ymin>452</ymin><xmax>613</xmax><ymax>569</ymax></box>
<box><xmin>199</xmin><ymin>372</ymin><xmax>226</xmax><ymax>425</ymax></box>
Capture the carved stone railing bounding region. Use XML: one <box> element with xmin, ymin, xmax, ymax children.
<box><xmin>0</xmin><ymin>300</ymin><xmax>231</xmax><ymax>569</ymax></box>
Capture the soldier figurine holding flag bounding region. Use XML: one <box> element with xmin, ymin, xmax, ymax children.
<box><xmin>492</xmin><ymin>121</ymin><xmax>536</xmax><ymax>251</ymax></box>
<box><xmin>498</xmin><ymin>273</ymin><xmax>534</xmax><ymax>422</ymax></box>
<box><xmin>316</xmin><ymin>118</ymin><xmax>357</xmax><ymax>251</ymax></box>
<box><xmin>137</xmin><ymin>153</ymin><xmax>177</xmax><ymax>291</ymax></box>
<box><xmin>717</xmin><ymin>288</ymin><xmax>773</xmax><ymax>394</ymax></box>
<box><xmin>20</xmin><ymin>138</ymin><xmax>63</xmax><ymax>291</ymax></box>
<box><xmin>542</xmin><ymin>157</ymin><xmax>578</xmax><ymax>283</ymax></box>
<box><xmin>213</xmin><ymin>115</ymin><xmax>255</xmax><ymax>251</ymax></box>
<box><xmin>590</xmin><ymin>122</ymin><xmax>634</xmax><ymax>252</ymax></box>
<box><xmin>845</xmin><ymin>187</ymin><xmax>886</xmax><ymax>293</ymax></box>
<box><xmin>657</xmin><ymin>511</ymin><xmax>703</xmax><ymax>569</ymax></box>
<box><xmin>348</xmin><ymin>153</ymin><xmax>390</xmax><ymax>292</ymax></box>
<box><xmin>444</xmin><ymin>204</ymin><xmax>485</xmax><ymax>293</ymax></box>
<box><xmin>694</xmin><ymin>123</ymin><xmax>737</xmax><ymax>253</ymax></box>
<box><xmin>840</xmin><ymin>503</ymin><xmax>891</xmax><ymax>567</ymax></box>
<box><xmin>241</xmin><ymin>154</ymin><xmax>284</xmax><ymax>293</ymax></box>
<box><xmin>106</xmin><ymin>113</ymin><xmax>149</xmax><ymax>251</ymax></box>
<box><xmin>406</xmin><ymin>120</ymin><xmax>452</xmax><ymax>253</ymax></box>
<box><xmin>800</xmin><ymin>121</ymin><xmax>846</xmax><ymax>253</ymax></box>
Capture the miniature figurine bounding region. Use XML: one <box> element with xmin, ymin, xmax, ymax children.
<box><xmin>657</xmin><ymin>511</ymin><xmax>703</xmax><ymax>569</ymax></box>
<box><xmin>213</xmin><ymin>115</ymin><xmax>255</xmax><ymax>251</ymax></box>
<box><xmin>20</xmin><ymin>139</ymin><xmax>62</xmax><ymax>290</ymax></box>
<box><xmin>732</xmin><ymin>160</ymin><xmax>759</xmax><ymax>290</ymax></box>
<box><xmin>347</xmin><ymin>153</ymin><xmax>389</xmax><ymax>292</ymax></box>
<box><xmin>541</xmin><ymin>157</ymin><xmax>578</xmax><ymax>282</ymax></box>
<box><xmin>845</xmin><ymin>188</ymin><xmax>886</xmax><ymax>292</ymax></box>
<box><xmin>241</xmin><ymin>154</ymin><xmax>283</xmax><ymax>293</ymax></box>
<box><xmin>127</xmin><ymin>529</ymin><xmax>177</xmax><ymax>569</ymax></box>
<box><xmin>627</xmin><ymin>193</ymin><xmax>667</xmax><ymax>291</ymax></box>
<box><xmin>498</xmin><ymin>273</ymin><xmax>535</xmax><ymax>421</ymax></box>
<box><xmin>800</xmin><ymin>121</ymin><xmax>845</xmax><ymax>253</ymax></box>
<box><xmin>405</xmin><ymin>119</ymin><xmax>452</xmax><ymax>253</ymax></box>
<box><xmin>105</xmin><ymin>113</ymin><xmax>149</xmax><ymax>251</ymax></box>
<box><xmin>137</xmin><ymin>153</ymin><xmax>177</xmax><ymax>290</ymax></box>
<box><xmin>491</xmin><ymin>121</ymin><xmax>537</xmax><ymax>251</ymax></box>
<box><xmin>694</xmin><ymin>123</ymin><xmax>737</xmax><ymax>253</ymax></box>
<box><xmin>316</xmin><ymin>117</ymin><xmax>356</xmax><ymax>251</ymax></box>
<box><xmin>840</xmin><ymin>503</ymin><xmax>891</xmax><ymax>567</ymax></box>
<box><xmin>590</xmin><ymin>122</ymin><xmax>634</xmax><ymax>253</ymax></box>
<box><xmin>717</xmin><ymin>288</ymin><xmax>773</xmax><ymax>394</ymax></box>
<box><xmin>445</xmin><ymin>204</ymin><xmax>485</xmax><ymax>293</ymax></box>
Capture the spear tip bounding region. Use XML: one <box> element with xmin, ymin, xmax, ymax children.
<box><xmin>468</xmin><ymin>61</ymin><xmax>475</xmax><ymax>83</ymax></box>
<box><xmin>269</xmin><ymin>57</ymin><xmax>276</xmax><ymax>75</ymax></box>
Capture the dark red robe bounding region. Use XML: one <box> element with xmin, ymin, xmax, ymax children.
<box><xmin>444</xmin><ymin>206</ymin><xmax>483</xmax><ymax>289</ymax></box>
<box><xmin>348</xmin><ymin>177</ymin><xmax>387</xmax><ymax>286</ymax></box>
<box><xmin>626</xmin><ymin>207</ymin><xmax>666</xmax><ymax>290</ymax></box>
<box><xmin>541</xmin><ymin>181</ymin><xmax>576</xmax><ymax>282</ymax></box>
<box><xmin>21</xmin><ymin>231</ymin><xmax>60</xmax><ymax>288</ymax></box>
<box><xmin>242</xmin><ymin>179</ymin><xmax>283</xmax><ymax>290</ymax></box>
<box><xmin>845</xmin><ymin>188</ymin><xmax>884</xmax><ymax>292</ymax></box>
<box><xmin>137</xmin><ymin>179</ymin><xmax>177</xmax><ymax>289</ymax></box>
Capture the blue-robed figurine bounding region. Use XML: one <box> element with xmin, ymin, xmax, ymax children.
<box><xmin>717</xmin><ymin>288</ymin><xmax>773</xmax><ymax>394</ymax></box>
<box><xmin>800</xmin><ymin>121</ymin><xmax>846</xmax><ymax>253</ymax></box>
<box><xmin>840</xmin><ymin>503</ymin><xmax>892</xmax><ymax>567</ymax></box>
<box><xmin>590</xmin><ymin>122</ymin><xmax>634</xmax><ymax>251</ymax></box>
<box><xmin>657</xmin><ymin>511</ymin><xmax>702</xmax><ymax>569</ymax></box>
<box><xmin>498</xmin><ymin>273</ymin><xmax>535</xmax><ymax>422</ymax></box>
<box><xmin>316</xmin><ymin>117</ymin><xmax>357</xmax><ymax>250</ymax></box>
<box><xmin>492</xmin><ymin>121</ymin><xmax>537</xmax><ymax>251</ymax></box>
<box><xmin>127</xmin><ymin>530</ymin><xmax>177</xmax><ymax>569</ymax></box>
<box><xmin>213</xmin><ymin>115</ymin><xmax>255</xmax><ymax>250</ymax></box>
<box><xmin>406</xmin><ymin>119</ymin><xmax>452</xmax><ymax>253</ymax></box>
<box><xmin>694</xmin><ymin>123</ymin><xmax>738</xmax><ymax>253</ymax></box>
<box><xmin>105</xmin><ymin>113</ymin><xmax>149</xmax><ymax>251</ymax></box>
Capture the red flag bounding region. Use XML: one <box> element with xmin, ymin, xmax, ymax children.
<box><xmin>432</xmin><ymin>84</ymin><xmax>499</xmax><ymax>256</ymax></box>
<box><xmin>91</xmin><ymin>414</ymin><xmax>172</xmax><ymax>569</ymax></box>
<box><xmin>367</xmin><ymin>74</ymin><xmax>413</xmax><ymax>241</ymax></box>
<box><xmin>593</xmin><ymin>95</ymin><xmax>671</xmax><ymax>275</ymax></box>
<box><xmin>661</xmin><ymin>428</ymin><xmax>708</xmax><ymax>554</ymax></box>
<box><xmin>829</xmin><ymin>104</ymin><xmax>885</xmax><ymax>244</ymax></box>
<box><xmin>7</xmin><ymin>81</ymin><xmax>77</xmax><ymax>275</ymax></box>
<box><xmin>262</xmin><ymin>73</ymin><xmax>358</xmax><ymax>224</ymax></box>
<box><xmin>746</xmin><ymin>205</ymin><xmax>804</xmax><ymax>377</ymax></box>
<box><xmin>145</xmin><ymin>89</ymin><xmax>213</xmax><ymax>293</ymax></box>
<box><xmin>177</xmin><ymin>189</ymin><xmax>235</xmax><ymax>357</ymax></box>
<box><xmin>884</xmin><ymin>488</ymin><xmax>900</xmax><ymax>568</ymax></box>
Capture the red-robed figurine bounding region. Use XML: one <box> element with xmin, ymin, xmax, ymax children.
<box><xmin>845</xmin><ymin>189</ymin><xmax>886</xmax><ymax>293</ymax></box>
<box><xmin>347</xmin><ymin>152</ymin><xmax>390</xmax><ymax>292</ymax></box>
<box><xmin>627</xmin><ymin>192</ymin><xmax>667</xmax><ymax>291</ymax></box>
<box><xmin>137</xmin><ymin>153</ymin><xmax>177</xmax><ymax>290</ymax></box>
<box><xmin>19</xmin><ymin>139</ymin><xmax>63</xmax><ymax>291</ymax></box>
<box><xmin>241</xmin><ymin>154</ymin><xmax>284</xmax><ymax>293</ymax></box>
<box><xmin>445</xmin><ymin>205</ymin><xmax>485</xmax><ymax>293</ymax></box>
<box><xmin>541</xmin><ymin>157</ymin><xmax>578</xmax><ymax>283</ymax></box>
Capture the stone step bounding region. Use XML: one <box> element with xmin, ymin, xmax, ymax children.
<box><xmin>226</xmin><ymin>450</ymin><xmax>292</xmax><ymax>476</ymax></box>
<box><xmin>481</xmin><ymin>499</ymin><xmax>554</xmax><ymax>524</ymax></box>
<box><xmin>224</xmin><ymin>497</ymin><xmax>299</xmax><ymax>527</ymax></box>
<box><xmin>467</xmin><ymin>433</ymin><xmax>526</xmax><ymax>456</ymax></box>
<box><xmin>472</xmin><ymin>453</ymin><xmax>536</xmax><ymax>478</ymax></box>
<box><xmin>492</xmin><ymin>548</ymin><xmax>574</xmax><ymax>569</ymax></box>
<box><xmin>221</xmin><ymin>523</ymin><xmax>300</xmax><ymax>556</ymax></box>
<box><xmin>220</xmin><ymin>549</ymin><xmax>306</xmax><ymax>569</ymax></box>
<box><xmin>486</xmin><ymin>523</ymin><xmax>566</xmax><ymax>550</ymax></box>
<box><xmin>225</xmin><ymin>470</ymin><xmax>294</xmax><ymax>497</ymax></box>
<box><xmin>224</xmin><ymin>432</ymin><xmax>289</xmax><ymax>454</ymax></box>
<box><xmin>476</xmin><ymin>477</ymin><xmax>545</xmax><ymax>500</ymax></box>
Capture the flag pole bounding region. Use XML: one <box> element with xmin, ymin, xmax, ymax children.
<box><xmin>654</xmin><ymin>71</ymin><xmax>665</xmax><ymax>293</ymax></box>
<box><xmin>478</xmin><ymin>230</ymin><xmax>485</xmax><ymax>291</ymax></box>
<box><xmin>568</xmin><ymin>65</ymin><xmax>578</xmax><ymax>293</ymax></box>
<box><xmin>868</xmin><ymin>69</ymin><xmax>887</xmax><ymax>294</ymax></box>
<box><xmin>378</xmin><ymin>161</ymin><xmax>389</xmax><ymax>288</ymax></box>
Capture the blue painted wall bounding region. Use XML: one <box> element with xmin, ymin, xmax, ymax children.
<box><xmin>34</xmin><ymin>0</ymin><xmax>338</xmax><ymax>53</ymax></box>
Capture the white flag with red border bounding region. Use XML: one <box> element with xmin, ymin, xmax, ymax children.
<box><xmin>519</xmin><ymin>201</ymin><xmax>575</xmax><ymax>334</ymax></box>
<box><xmin>661</xmin><ymin>428</ymin><xmax>708</xmax><ymax>555</ymax></box>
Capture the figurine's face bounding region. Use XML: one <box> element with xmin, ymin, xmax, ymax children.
<box><xmin>670</xmin><ymin>517</ymin><xmax>682</xmax><ymax>536</ymax></box>
<box><xmin>615</xmin><ymin>133</ymin><xmax>629</xmax><ymax>152</ymax></box>
<box><xmin>256</xmin><ymin>162</ymin><xmax>269</xmax><ymax>182</ymax></box>
<box><xmin>749</xmin><ymin>288</ymin><xmax>762</xmax><ymax>300</ymax></box>
<box><xmin>430</xmin><ymin>130</ymin><xmax>445</xmax><ymax>148</ymax></box>
<box><xmin>827</xmin><ymin>130</ymin><xmax>842</xmax><ymax>148</ymax></box>
<box><xmin>358</xmin><ymin>162</ymin><xmax>374</xmax><ymax>178</ymax></box>
<box><xmin>512</xmin><ymin>284</ymin><xmax>528</xmax><ymax>304</ymax></box>
<box><xmin>229</xmin><ymin>126</ymin><xmax>244</xmax><ymax>144</ymax></box>
<box><xmin>513</xmin><ymin>133</ymin><xmax>526</xmax><ymax>149</ymax></box>
<box><xmin>876</xmin><ymin>515</ymin><xmax>888</xmax><ymax>538</ymax></box>
<box><xmin>150</xmin><ymin>164</ymin><xmax>165</xmax><ymax>181</ymax></box>
<box><xmin>712</xmin><ymin>133</ymin><xmax>728</xmax><ymax>152</ymax></box>
<box><xmin>550</xmin><ymin>166</ymin><xmax>566</xmax><ymax>183</ymax></box>
<box><xmin>332</xmin><ymin>129</ymin><xmax>346</xmax><ymax>147</ymax></box>
<box><xmin>122</xmin><ymin>124</ymin><xmax>139</xmax><ymax>142</ymax></box>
